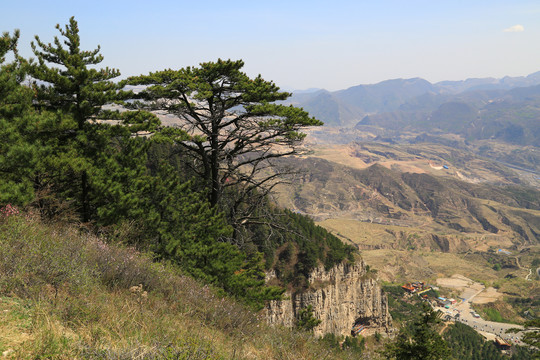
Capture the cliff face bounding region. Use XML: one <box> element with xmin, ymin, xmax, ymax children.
<box><xmin>266</xmin><ymin>260</ymin><xmax>392</xmax><ymax>337</ymax></box>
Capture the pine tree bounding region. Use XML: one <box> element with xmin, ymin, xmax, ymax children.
<box><xmin>143</xmin><ymin>161</ymin><xmax>282</xmax><ymax>309</ymax></box>
<box><xmin>0</xmin><ymin>30</ymin><xmax>36</xmax><ymax>205</ymax></box>
<box><xmin>507</xmin><ymin>318</ymin><xmax>540</xmax><ymax>359</ymax></box>
<box><xmin>296</xmin><ymin>304</ymin><xmax>322</xmax><ymax>331</ymax></box>
<box><xmin>91</xmin><ymin>136</ymin><xmax>152</xmax><ymax>227</ymax></box>
<box><xmin>383</xmin><ymin>303</ymin><xmax>450</xmax><ymax>360</ymax></box>
<box><xmin>28</xmin><ymin>17</ymin><xmax>158</xmax><ymax>222</ymax></box>
<box><xmin>125</xmin><ymin>59</ymin><xmax>322</xmax><ymax>232</ymax></box>
<box><xmin>224</xmin><ymin>252</ymin><xmax>284</xmax><ymax>310</ymax></box>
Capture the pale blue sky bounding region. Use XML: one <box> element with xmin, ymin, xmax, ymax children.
<box><xmin>2</xmin><ymin>0</ymin><xmax>539</xmax><ymax>90</ymax></box>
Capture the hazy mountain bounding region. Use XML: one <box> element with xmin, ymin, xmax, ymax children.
<box><xmin>436</xmin><ymin>71</ymin><xmax>540</xmax><ymax>93</ymax></box>
<box><xmin>290</xmin><ymin>71</ymin><xmax>540</xmax><ymax>128</ymax></box>
<box><xmin>355</xmin><ymin>86</ymin><xmax>540</xmax><ymax>146</ymax></box>
<box><xmin>289</xmin><ymin>78</ymin><xmax>436</xmax><ymax>126</ymax></box>
<box><xmin>291</xmin><ymin>87</ymin><xmax>323</xmax><ymax>94</ymax></box>
<box><xmin>289</xmin><ymin>90</ymin><xmax>361</xmax><ymax>126</ymax></box>
<box><xmin>334</xmin><ymin>77</ymin><xmax>435</xmax><ymax>113</ymax></box>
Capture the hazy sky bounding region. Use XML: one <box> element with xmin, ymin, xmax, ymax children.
<box><xmin>3</xmin><ymin>0</ymin><xmax>539</xmax><ymax>91</ymax></box>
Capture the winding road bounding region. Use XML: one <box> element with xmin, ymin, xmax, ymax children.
<box><xmin>524</xmin><ymin>267</ymin><xmax>540</xmax><ymax>281</ymax></box>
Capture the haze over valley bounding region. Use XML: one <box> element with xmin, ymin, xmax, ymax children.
<box><xmin>1</xmin><ymin>2</ymin><xmax>539</xmax><ymax>358</ymax></box>
<box><xmin>272</xmin><ymin>71</ymin><xmax>540</xmax><ymax>334</ymax></box>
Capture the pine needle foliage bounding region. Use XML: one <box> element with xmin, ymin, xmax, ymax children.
<box><xmin>0</xmin><ymin>30</ymin><xmax>37</xmax><ymax>205</ymax></box>
<box><xmin>382</xmin><ymin>303</ymin><xmax>450</xmax><ymax>360</ymax></box>
<box><xmin>444</xmin><ymin>322</ymin><xmax>534</xmax><ymax>360</ymax></box>
<box><xmin>28</xmin><ymin>16</ymin><xmax>159</xmax><ymax>222</ymax></box>
<box><xmin>124</xmin><ymin>59</ymin><xmax>322</xmax><ymax>231</ymax></box>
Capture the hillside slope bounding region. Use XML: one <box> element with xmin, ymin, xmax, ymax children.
<box><xmin>356</xmin><ymin>87</ymin><xmax>540</xmax><ymax>146</ymax></box>
<box><xmin>0</xmin><ymin>215</ymin><xmax>363</xmax><ymax>359</ymax></box>
<box><xmin>275</xmin><ymin>156</ymin><xmax>540</xmax><ymax>250</ymax></box>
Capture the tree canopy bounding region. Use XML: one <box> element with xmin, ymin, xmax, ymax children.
<box><xmin>125</xmin><ymin>59</ymin><xmax>322</xmax><ymax>231</ymax></box>
<box><xmin>0</xmin><ymin>30</ymin><xmax>37</xmax><ymax>205</ymax></box>
<box><xmin>28</xmin><ymin>16</ymin><xmax>159</xmax><ymax>222</ymax></box>
<box><xmin>508</xmin><ymin>318</ymin><xmax>540</xmax><ymax>359</ymax></box>
<box><xmin>0</xmin><ymin>17</ymin><xmax>353</xmax><ymax>310</ymax></box>
<box><xmin>383</xmin><ymin>303</ymin><xmax>450</xmax><ymax>360</ymax></box>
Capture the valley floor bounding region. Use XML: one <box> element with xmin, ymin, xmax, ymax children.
<box><xmin>433</xmin><ymin>275</ymin><xmax>526</xmax><ymax>345</ymax></box>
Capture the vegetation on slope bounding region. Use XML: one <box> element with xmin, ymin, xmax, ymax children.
<box><xmin>146</xmin><ymin>143</ymin><xmax>358</xmax><ymax>291</ymax></box>
<box><xmin>0</xmin><ymin>17</ymin><xmax>357</xmax><ymax>313</ymax></box>
<box><xmin>382</xmin><ymin>285</ymin><xmax>429</xmax><ymax>323</ymax></box>
<box><xmin>277</xmin><ymin>156</ymin><xmax>540</xmax><ymax>245</ymax></box>
<box><xmin>382</xmin><ymin>286</ymin><xmax>535</xmax><ymax>359</ymax></box>
<box><xmin>247</xmin><ymin>208</ymin><xmax>357</xmax><ymax>289</ymax></box>
<box><xmin>382</xmin><ymin>303</ymin><xmax>450</xmax><ymax>360</ymax></box>
<box><xmin>444</xmin><ymin>322</ymin><xmax>534</xmax><ymax>360</ymax></box>
<box><xmin>0</xmin><ymin>214</ymin><xmax>363</xmax><ymax>359</ymax></box>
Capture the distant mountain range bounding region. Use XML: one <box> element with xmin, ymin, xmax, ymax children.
<box><xmin>288</xmin><ymin>72</ymin><xmax>540</xmax><ymax>146</ymax></box>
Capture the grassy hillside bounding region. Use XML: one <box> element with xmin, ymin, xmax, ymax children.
<box><xmin>275</xmin><ymin>156</ymin><xmax>540</xmax><ymax>248</ymax></box>
<box><xmin>0</xmin><ymin>215</ymin><xmax>362</xmax><ymax>359</ymax></box>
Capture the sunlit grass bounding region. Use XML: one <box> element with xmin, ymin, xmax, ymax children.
<box><xmin>0</xmin><ymin>214</ymin><xmax>356</xmax><ymax>359</ymax></box>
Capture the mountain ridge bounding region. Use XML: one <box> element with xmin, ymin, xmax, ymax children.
<box><xmin>289</xmin><ymin>71</ymin><xmax>540</xmax><ymax>130</ymax></box>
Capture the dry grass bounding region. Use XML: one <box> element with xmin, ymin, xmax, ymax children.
<box><xmin>317</xmin><ymin>219</ymin><xmax>418</xmax><ymax>248</ymax></box>
<box><xmin>472</xmin><ymin>300</ymin><xmax>525</xmax><ymax>324</ymax></box>
<box><xmin>0</xmin><ymin>297</ymin><xmax>33</xmax><ymax>356</ymax></box>
<box><xmin>309</xmin><ymin>144</ymin><xmax>370</xmax><ymax>170</ymax></box>
<box><xmin>354</xmin><ymin>248</ymin><xmax>502</xmax><ymax>284</ymax></box>
<box><xmin>0</xmin><ymin>215</ymin><xmax>357</xmax><ymax>360</ymax></box>
<box><xmin>304</xmin><ymin>140</ymin><xmax>521</xmax><ymax>185</ymax></box>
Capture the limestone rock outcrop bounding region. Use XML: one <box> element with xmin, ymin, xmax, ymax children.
<box><xmin>265</xmin><ymin>260</ymin><xmax>392</xmax><ymax>337</ymax></box>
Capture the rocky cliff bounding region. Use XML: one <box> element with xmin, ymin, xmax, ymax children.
<box><xmin>265</xmin><ymin>260</ymin><xmax>392</xmax><ymax>337</ymax></box>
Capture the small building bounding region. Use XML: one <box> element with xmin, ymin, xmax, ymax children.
<box><xmin>403</xmin><ymin>281</ymin><xmax>426</xmax><ymax>293</ymax></box>
<box><xmin>417</xmin><ymin>288</ymin><xmax>431</xmax><ymax>295</ymax></box>
<box><xmin>494</xmin><ymin>337</ymin><xmax>511</xmax><ymax>350</ymax></box>
<box><xmin>402</xmin><ymin>283</ymin><xmax>416</xmax><ymax>293</ymax></box>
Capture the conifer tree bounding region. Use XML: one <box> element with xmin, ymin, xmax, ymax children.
<box><xmin>91</xmin><ymin>136</ymin><xmax>151</xmax><ymax>227</ymax></box>
<box><xmin>508</xmin><ymin>318</ymin><xmax>540</xmax><ymax>359</ymax></box>
<box><xmin>296</xmin><ymin>305</ymin><xmax>322</xmax><ymax>331</ymax></box>
<box><xmin>0</xmin><ymin>30</ymin><xmax>36</xmax><ymax>205</ymax></box>
<box><xmin>28</xmin><ymin>17</ymin><xmax>158</xmax><ymax>222</ymax></box>
<box><xmin>141</xmin><ymin>160</ymin><xmax>282</xmax><ymax>309</ymax></box>
<box><xmin>383</xmin><ymin>303</ymin><xmax>450</xmax><ymax>360</ymax></box>
<box><xmin>125</xmin><ymin>59</ymin><xmax>322</xmax><ymax>231</ymax></box>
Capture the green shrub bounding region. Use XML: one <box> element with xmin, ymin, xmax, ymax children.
<box><xmin>296</xmin><ymin>305</ymin><xmax>322</xmax><ymax>331</ymax></box>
